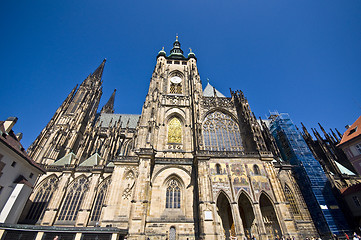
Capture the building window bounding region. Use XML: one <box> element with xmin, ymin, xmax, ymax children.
<box><xmin>216</xmin><ymin>164</ymin><xmax>222</xmax><ymax>174</ymax></box>
<box><xmin>11</xmin><ymin>161</ymin><xmax>16</xmax><ymax>167</ymax></box>
<box><xmin>352</xmin><ymin>196</ymin><xmax>361</xmax><ymax>207</ymax></box>
<box><xmin>167</xmin><ymin>61</ymin><xmax>172</xmax><ymax>64</ymax></box>
<box><xmin>284</xmin><ymin>184</ymin><xmax>301</xmax><ymax>217</ymax></box>
<box><xmin>169</xmin><ymin>227</ymin><xmax>176</xmax><ymax>240</ymax></box>
<box><xmin>174</xmin><ymin>61</ymin><xmax>180</xmax><ymax>64</ymax></box>
<box><xmin>58</xmin><ymin>177</ymin><xmax>89</xmax><ymax>221</ymax></box>
<box><xmin>168</xmin><ymin>117</ymin><xmax>182</xmax><ymax>144</ymax></box>
<box><xmin>356</xmin><ymin>144</ymin><xmax>361</xmax><ymax>155</ymax></box>
<box><xmin>90</xmin><ymin>179</ymin><xmax>110</xmax><ymax>222</ymax></box>
<box><xmin>253</xmin><ymin>165</ymin><xmax>260</xmax><ymax>175</ymax></box>
<box><xmin>348</xmin><ymin>127</ymin><xmax>358</xmax><ymax>136</ymax></box>
<box><xmin>166</xmin><ymin>179</ymin><xmax>181</xmax><ymax>209</ymax></box>
<box><xmin>170</xmin><ymin>82</ymin><xmax>182</xmax><ymax>94</ymax></box>
<box><xmin>25</xmin><ymin>176</ymin><xmax>58</xmax><ymax>222</ymax></box>
<box><xmin>203</xmin><ymin>111</ymin><xmax>243</xmax><ymax>151</ymax></box>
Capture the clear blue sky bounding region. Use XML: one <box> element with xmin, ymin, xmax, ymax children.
<box><xmin>1</xmin><ymin>0</ymin><xmax>361</xmax><ymax>149</ymax></box>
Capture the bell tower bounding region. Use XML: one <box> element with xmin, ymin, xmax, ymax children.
<box><xmin>128</xmin><ymin>37</ymin><xmax>202</xmax><ymax>239</ymax></box>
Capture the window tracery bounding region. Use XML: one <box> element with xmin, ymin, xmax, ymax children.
<box><xmin>169</xmin><ymin>227</ymin><xmax>176</xmax><ymax>240</ymax></box>
<box><xmin>284</xmin><ymin>184</ymin><xmax>301</xmax><ymax>218</ymax></box>
<box><xmin>25</xmin><ymin>176</ymin><xmax>58</xmax><ymax>222</ymax></box>
<box><xmin>253</xmin><ymin>165</ymin><xmax>260</xmax><ymax>175</ymax></box>
<box><xmin>58</xmin><ymin>177</ymin><xmax>89</xmax><ymax>221</ymax></box>
<box><xmin>166</xmin><ymin>179</ymin><xmax>181</xmax><ymax>209</ymax></box>
<box><xmin>202</xmin><ymin>111</ymin><xmax>243</xmax><ymax>151</ymax></box>
<box><xmin>90</xmin><ymin>178</ymin><xmax>110</xmax><ymax>222</ymax></box>
<box><xmin>168</xmin><ymin>117</ymin><xmax>182</xmax><ymax>144</ymax></box>
<box><xmin>170</xmin><ymin>82</ymin><xmax>182</xmax><ymax>94</ymax></box>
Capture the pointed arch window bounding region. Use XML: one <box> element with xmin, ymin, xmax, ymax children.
<box><xmin>166</xmin><ymin>179</ymin><xmax>181</xmax><ymax>209</ymax></box>
<box><xmin>203</xmin><ymin>111</ymin><xmax>243</xmax><ymax>151</ymax></box>
<box><xmin>90</xmin><ymin>178</ymin><xmax>110</xmax><ymax>222</ymax></box>
<box><xmin>25</xmin><ymin>176</ymin><xmax>58</xmax><ymax>222</ymax></box>
<box><xmin>168</xmin><ymin>117</ymin><xmax>182</xmax><ymax>144</ymax></box>
<box><xmin>284</xmin><ymin>184</ymin><xmax>301</xmax><ymax>218</ymax></box>
<box><xmin>58</xmin><ymin>177</ymin><xmax>89</xmax><ymax>221</ymax></box>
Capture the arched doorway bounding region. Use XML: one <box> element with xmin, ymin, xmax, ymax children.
<box><xmin>238</xmin><ymin>192</ymin><xmax>256</xmax><ymax>239</ymax></box>
<box><xmin>259</xmin><ymin>193</ymin><xmax>282</xmax><ymax>240</ymax></box>
<box><xmin>216</xmin><ymin>192</ymin><xmax>235</xmax><ymax>239</ymax></box>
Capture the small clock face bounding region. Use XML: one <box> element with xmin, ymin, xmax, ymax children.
<box><xmin>170</xmin><ymin>76</ymin><xmax>182</xmax><ymax>84</ymax></box>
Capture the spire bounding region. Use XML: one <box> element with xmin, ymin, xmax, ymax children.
<box><xmin>101</xmin><ymin>89</ymin><xmax>116</xmax><ymax>114</ymax></box>
<box><xmin>169</xmin><ymin>35</ymin><xmax>185</xmax><ymax>59</ymax></box>
<box><xmin>91</xmin><ymin>59</ymin><xmax>106</xmax><ymax>80</ymax></box>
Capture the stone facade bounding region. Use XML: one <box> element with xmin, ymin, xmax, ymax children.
<box><xmin>19</xmin><ymin>38</ymin><xmax>318</xmax><ymax>240</ymax></box>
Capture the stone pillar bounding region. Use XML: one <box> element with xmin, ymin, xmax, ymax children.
<box><xmin>35</xmin><ymin>232</ymin><xmax>44</xmax><ymax>240</ymax></box>
<box><xmin>76</xmin><ymin>171</ymin><xmax>101</xmax><ymax>226</ymax></box>
<box><xmin>74</xmin><ymin>232</ymin><xmax>82</xmax><ymax>240</ymax></box>
<box><xmin>253</xmin><ymin>203</ymin><xmax>267</xmax><ymax>240</ymax></box>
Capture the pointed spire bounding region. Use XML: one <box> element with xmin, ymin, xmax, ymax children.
<box><xmin>101</xmin><ymin>89</ymin><xmax>116</xmax><ymax>114</ymax></box>
<box><xmin>91</xmin><ymin>59</ymin><xmax>106</xmax><ymax>80</ymax></box>
<box><xmin>169</xmin><ymin>35</ymin><xmax>185</xmax><ymax>59</ymax></box>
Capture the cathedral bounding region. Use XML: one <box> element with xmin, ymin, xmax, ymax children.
<box><xmin>17</xmin><ymin>37</ymin><xmax>318</xmax><ymax>240</ymax></box>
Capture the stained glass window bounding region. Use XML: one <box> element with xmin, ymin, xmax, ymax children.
<box><xmin>90</xmin><ymin>178</ymin><xmax>110</xmax><ymax>222</ymax></box>
<box><xmin>284</xmin><ymin>184</ymin><xmax>301</xmax><ymax>218</ymax></box>
<box><xmin>25</xmin><ymin>176</ymin><xmax>58</xmax><ymax>222</ymax></box>
<box><xmin>168</xmin><ymin>117</ymin><xmax>182</xmax><ymax>144</ymax></box>
<box><xmin>202</xmin><ymin>111</ymin><xmax>243</xmax><ymax>151</ymax></box>
<box><xmin>166</xmin><ymin>180</ymin><xmax>181</xmax><ymax>209</ymax></box>
<box><xmin>58</xmin><ymin>177</ymin><xmax>89</xmax><ymax>221</ymax></box>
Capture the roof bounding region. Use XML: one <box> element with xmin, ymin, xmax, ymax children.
<box><xmin>203</xmin><ymin>82</ymin><xmax>226</xmax><ymax>98</ymax></box>
<box><xmin>0</xmin><ymin>121</ymin><xmax>44</xmax><ymax>173</ymax></box>
<box><xmin>79</xmin><ymin>153</ymin><xmax>102</xmax><ymax>166</ymax></box>
<box><xmin>96</xmin><ymin>113</ymin><xmax>140</xmax><ymax>129</ymax></box>
<box><xmin>338</xmin><ymin>115</ymin><xmax>361</xmax><ymax>146</ymax></box>
<box><xmin>335</xmin><ymin>161</ymin><xmax>356</xmax><ymax>175</ymax></box>
<box><xmin>50</xmin><ymin>152</ymin><xmax>75</xmax><ymax>166</ymax></box>
<box><xmin>340</xmin><ymin>182</ymin><xmax>361</xmax><ymax>196</ymax></box>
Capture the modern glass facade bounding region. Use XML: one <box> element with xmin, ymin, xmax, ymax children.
<box><xmin>269</xmin><ymin>113</ymin><xmax>350</xmax><ymax>237</ymax></box>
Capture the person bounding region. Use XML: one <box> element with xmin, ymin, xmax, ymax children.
<box><xmin>353</xmin><ymin>233</ymin><xmax>359</xmax><ymax>240</ymax></box>
<box><xmin>53</xmin><ymin>236</ymin><xmax>59</xmax><ymax>240</ymax></box>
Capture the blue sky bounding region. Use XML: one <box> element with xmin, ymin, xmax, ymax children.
<box><xmin>1</xmin><ymin>0</ymin><xmax>361</xmax><ymax>149</ymax></box>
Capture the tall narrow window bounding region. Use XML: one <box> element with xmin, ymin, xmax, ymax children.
<box><xmin>284</xmin><ymin>184</ymin><xmax>301</xmax><ymax>218</ymax></box>
<box><xmin>169</xmin><ymin>227</ymin><xmax>176</xmax><ymax>240</ymax></box>
<box><xmin>58</xmin><ymin>177</ymin><xmax>89</xmax><ymax>221</ymax></box>
<box><xmin>203</xmin><ymin>111</ymin><xmax>243</xmax><ymax>151</ymax></box>
<box><xmin>253</xmin><ymin>165</ymin><xmax>260</xmax><ymax>175</ymax></box>
<box><xmin>90</xmin><ymin>179</ymin><xmax>110</xmax><ymax>222</ymax></box>
<box><xmin>168</xmin><ymin>117</ymin><xmax>182</xmax><ymax>144</ymax></box>
<box><xmin>25</xmin><ymin>176</ymin><xmax>58</xmax><ymax>222</ymax></box>
<box><xmin>216</xmin><ymin>164</ymin><xmax>222</xmax><ymax>174</ymax></box>
<box><xmin>166</xmin><ymin>179</ymin><xmax>181</xmax><ymax>209</ymax></box>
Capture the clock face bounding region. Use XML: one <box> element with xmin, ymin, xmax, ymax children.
<box><xmin>170</xmin><ymin>76</ymin><xmax>182</xmax><ymax>84</ymax></box>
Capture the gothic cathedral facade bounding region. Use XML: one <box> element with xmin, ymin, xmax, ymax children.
<box><xmin>21</xmin><ymin>38</ymin><xmax>317</xmax><ymax>240</ymax></box>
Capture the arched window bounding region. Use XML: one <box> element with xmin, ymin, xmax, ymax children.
<box><xmin>25</xmin><ymin>176</ymin><xmax>58</xmax><ymax>222</ymax></box>
<box><xmin>203</xmin><ymin>111</ymin><xmax>243</xmax><ymax>151</ymax></box>
<box><xmin>253</xmin><ymin>165</ymin><xmax>260</xmax><ymax>175</ymax></box>
<box><xmin>216</xmin><ymin>164</ymin><xmax>222</xmax><ymax>174</ymax></box>
<box><xmin>58</xmin><ymin>177</ymin><xmax>89</xmax><ymax>221</ymax></box>
<box><xmin>90</xmin><ymin>178</ymin><xmax>111</xmax><ymax>222</ymax></box>
<box><xmin>169</xmin><ymin>227</ymin><xmax>176</xmax><ymax>240</ymax></box>
<box><xmin>284</xmin><ymin>184</ymin><xmax>301</xmax><ymax>218</ymax></box>
<box><xmin>168</xmin><ymin>117</ymin><xmax>182</xmax><ymax>144</ymax></box>
<box><xmin>166</xmin><ymin>179</ymin><xmax>181</xmax><ymax>209</ymax></box>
